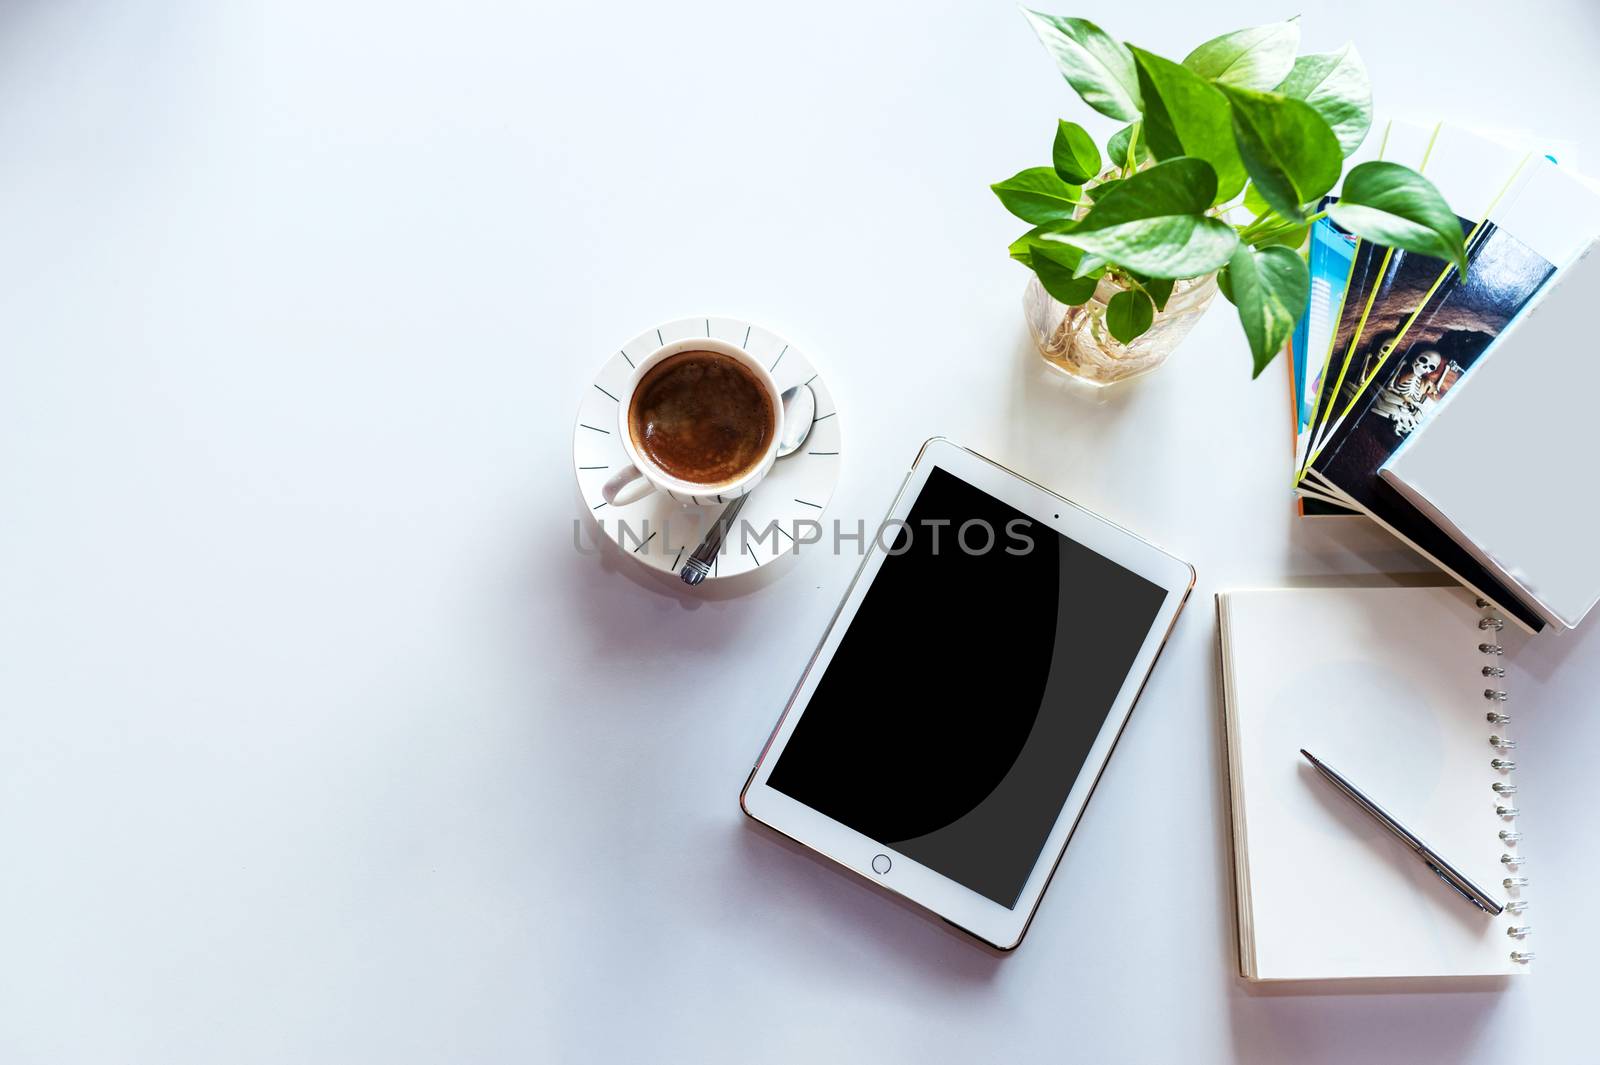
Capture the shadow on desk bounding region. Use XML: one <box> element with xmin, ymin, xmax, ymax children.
<box><xmin>1224</xmin><ymin>970</ymin><xmax>1511</xmax><ymax>1064</ymax></box>
<box><xmin>1235</xmin><ymin>975</ymin><xmax>1513</xmax><ymax>997</ymax></box>
<box><xmin>572</xmin><ymin>480</ymin><xmax>804</xmax><ymax>607</ymax></box>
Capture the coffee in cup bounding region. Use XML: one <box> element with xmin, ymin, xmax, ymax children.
<box><xmin>628</xmin><ymin>350</ymin><xmax>774</xmax><ymax>487</ymax></box>
<box><xmin>600</xmin><ymin>336</ymin><xmax>785</xmax><ymax>508</ymax></box>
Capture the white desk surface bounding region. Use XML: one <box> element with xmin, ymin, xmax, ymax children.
<box><xmin>4</xmin><ymin>1</ymin><xmax>1599</xmax><ymax>1061</ymax></box>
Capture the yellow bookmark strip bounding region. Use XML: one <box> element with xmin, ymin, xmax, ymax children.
<box><xmin>1300</xmin><ymin>122</ymin><xmax>1439</xmax><ymax>477</ymax></box>
<box><xmin>1308</xmin><ymin>244</ymin><xmax>1397</xmax><ymax>463</ymax></box>
<box><xmin>1325</xmin><ymin>151</ymin><xmax>1534</xmax><ymax>432</ymax></box>
<box><xmin>1302</xmin><ymin>147</ymin><xmax>1533</xmax><ymax>472</ymax></box>
<box><xmin>1292</xmin><ymin>122</ymin><xmax>1394</xmax><ymax>486</ymax></box>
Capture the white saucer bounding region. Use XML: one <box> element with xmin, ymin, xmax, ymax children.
<box><xmin>572</xmin><ymin>316</ymin><xmax>841</xmax><ymax>581</ymax></box>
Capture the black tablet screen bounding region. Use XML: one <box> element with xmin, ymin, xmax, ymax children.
<box><xmin>767</xmin><ymin>466</ymin><xmax>1168</xmax><ymax>908</ymax></box>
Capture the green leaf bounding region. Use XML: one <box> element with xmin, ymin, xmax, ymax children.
<box><xmin>1249</xmin><ymin>219</ymin><xmax>1310</xmax><ymax>249</ymax></box>
<box><xmin>1053</xmin><ymin>120</ymin><xmax>1103</xmax><ymax>184</ymax></box>
<box><xmin>1029</xmin><ymin>241</ymin><xmax>1101</xmax><ymax>305</ymax></box>
<box><xmin>1221</xmin><ymin>86</ymin><xmax>1342</xmax><ymax>221</ymax></box>
<box><xmin>1141</xmin><ymin>276</ymin><xmax>1175</xmax><ymax>311</ymax></box>
<box><xmin>1075</xmin><ymin>254</ymin><xmax>1110</xmax><ymax>279</ymax></box>
<box><xmin>1129</xmin><ymin>45</ymin><xmax>1247</xmax><ymax>204</ymax></box>
<box><xmin>1328</xmin><ymin>161</ymin><xmax>1468</xmax><ymax>279</ymax></box>
<box><xmin>1242</xmin><ymin>200</ymin><xmax>1310</xmax><ymax>249</ymax></box>
<box><xmin>1105</xmin><ymin>288</ymin><xmax>1155</xmax><ymax>342</ymax></box>
<box><xmin>1106</xmin><ymin>123</ymin><xmax>1152</xmax><ymax>171</ymax></box>
<box><xmin>1046</xmin><ymin>157</ymin><xmax>1240</xmax><ymax>278</ymax></box>
<box><xmin>1216</xmin><ymin>266</ymin><xmax>1234</xmax><ymax>304</ymax></box>
<box><xmin>1021</xmin><ymin>10</ymin><xmax>1142</xmax><ymax>121</ymax></box>
<box><xmin>1182</xmin><ymin>19</ymin><xmax>1300</xmax><ymax>90</ymax></box>
<box><xmin>1088</xmin><ymin>177</ymin><xmax>1122</xmax><ymax>202</ymax></box>
<box><xmin>1224</xmin><ymin>243</ymin><xmax>1310</xmax><ymax>376</ymax></box>
<box><xmin>991</xmin><ymin>167</ymin><xmax>1082</xmax><ymax>225</ymax></box>
<box><xmin>1275</xmin><ymin>44</ymin><xmax>1372</xmax><ymax>157</ymax></box>
<box><xmin>1243</xmin><ymin>182</ymin><xmax>1270</xmax><ymax>217</ymax></box>
<box><xmin>1009</xmin><ymin>226</ymin><xmax>1046</xmax><ymax>264</ymax></box>
<box><xmin>1079</xmin><ymin>156</ymin><xmax>1216</xmax><ymax>222</ymax></box>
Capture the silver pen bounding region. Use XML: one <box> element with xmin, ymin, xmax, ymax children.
<box><xmin>1300</xmin><ymin>748</ymin><xmax>1504</xmax><ymax>916</ymax></box>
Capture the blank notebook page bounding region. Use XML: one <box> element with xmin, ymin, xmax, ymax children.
<box><xmin>1222</xmin><ymin>587</ymin><xmax>1520</xmax><ymax>980</ymax></box>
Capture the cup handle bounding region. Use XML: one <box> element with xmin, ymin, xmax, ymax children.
<box><xmin>601</xmin><ymin>464</ymin><xmax>654</xmax><ymax>507</ymax></box>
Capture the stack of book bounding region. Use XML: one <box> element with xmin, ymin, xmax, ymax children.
<box><xmin>1286</xmin><ymin>120</ymin><xmax>1600</xmax><ymax>634</ymax></box>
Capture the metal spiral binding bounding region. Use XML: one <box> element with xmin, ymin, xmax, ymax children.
<box><xmin>1476</xmin><ymin>599</ymin><xmax>1528</xmax><ymax>966</ymax></box>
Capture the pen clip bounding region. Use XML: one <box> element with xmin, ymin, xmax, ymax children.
<box><xmin>1427</xmin><ymin>860</ymin><xmax>1490</xmax><ymax>913</ymax></box>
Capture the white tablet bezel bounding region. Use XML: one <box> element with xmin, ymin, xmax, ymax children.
<box><xmin>740</xmin><ymin>438</ymin><xmax>1194</xmax><ymax>950</ymax></box>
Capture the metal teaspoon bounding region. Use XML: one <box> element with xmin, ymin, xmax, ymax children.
<box><xmin>679</xmin><ymin>383</ymin><xmax>817</xmax><ymax>585</ymax></box>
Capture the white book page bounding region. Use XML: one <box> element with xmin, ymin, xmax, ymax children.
<box><xmin>1488</xmin><ymin>159</ymin><xmax>1600</xmax><ymax>269</ymax></box>
<box><xmin>1425</xmin><ymin>123</ymin><xmax>1537</xmax><ymax>225</ymax></box>
<box><xmin>1223</xmin><ymin>587</ymin><xmax>1520</xmax><ymax>980</ymax></box>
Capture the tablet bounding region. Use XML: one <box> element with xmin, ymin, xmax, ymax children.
<box><xmin>740</xmin><ymin>439</ymin><xmax>1194</xmax><ymax>950</ymax></box>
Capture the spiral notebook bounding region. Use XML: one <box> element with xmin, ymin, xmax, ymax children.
<box><xmin>1218</xmin><ymin>586</ymin><xmax>1530</xmax><ymax>981</ymax></box>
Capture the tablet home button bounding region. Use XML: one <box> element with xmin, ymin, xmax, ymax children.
<box><xmin>871</xmin><ymin>854</ymin><xmax>892</xmax><ymax>875</ymax></box>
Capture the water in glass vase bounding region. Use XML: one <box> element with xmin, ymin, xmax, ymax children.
<box><xmin>1024</xmin><ymin>273</ymin><xmax>1219</xmax><ymax>386</ymax></box>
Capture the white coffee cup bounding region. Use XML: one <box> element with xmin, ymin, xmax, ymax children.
<box><xmin>600</xmin><ymin>337</ymin><xmax>785</xmax><ymax>508</ymax></box>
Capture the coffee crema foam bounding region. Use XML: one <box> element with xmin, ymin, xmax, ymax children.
<box><xmin>628</xmin><ymin>351</ymin><xmax>773</xmax><ymax>487</ymax></box>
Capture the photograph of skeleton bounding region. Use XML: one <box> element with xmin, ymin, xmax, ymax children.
<box><xmin>1308</xmin><ymin>221</ymin><xmax>1475</xmax><ymax>462</ymax></box>
<box><xmin>1367</xmin><ymin>349</ymin><xmax>1463</xmax><ymax>437</ymax></box>
<box><xmin>1311</xmin><ymin>221</ymin><xmax>1553</xmax><ymax>495</ymax></box>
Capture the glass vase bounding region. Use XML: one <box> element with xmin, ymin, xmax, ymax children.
<box><xmin>1023</xmin><ymin>273</ymin><xmax>1220</xmax><ymax>386</ymax></box>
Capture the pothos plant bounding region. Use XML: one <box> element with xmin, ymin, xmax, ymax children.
<box><xmin>993</xmin><ymin>11</ymin><xmax>1468</xmax><ymax>376</ymax></box>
